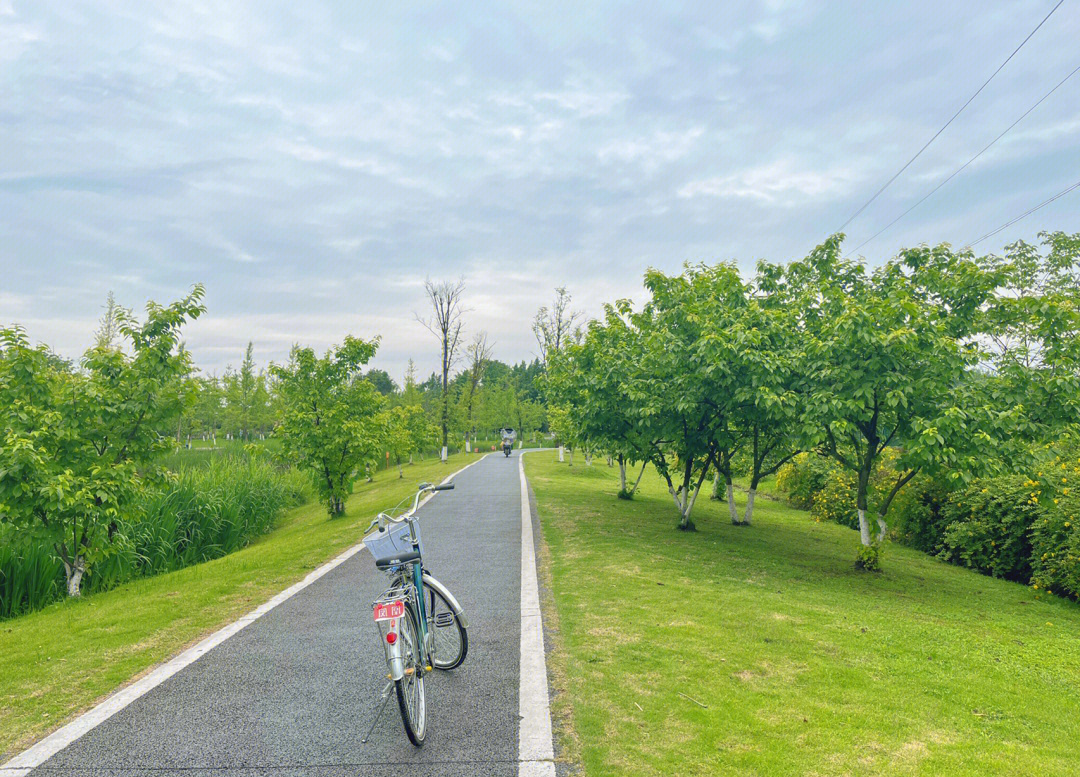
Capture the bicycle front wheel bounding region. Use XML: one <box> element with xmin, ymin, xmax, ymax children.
<box><xmin>428</xmin><ymin>583</ymin><xmax>468</xmax><ymax>670</ymax></box>
<box><xmin>395</xmin><ymin>605</ymin><xmax>427</xmax><ymax>745</ymax></box>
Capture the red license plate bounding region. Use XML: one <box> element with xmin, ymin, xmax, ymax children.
<box><xmin>373</xmin><ymin>600</ymin><xmax>405</xmax><ymax>621</ymax></box>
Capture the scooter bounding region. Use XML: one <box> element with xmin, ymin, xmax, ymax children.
<box><xmin>502</xmin><ymin>439</ymin><xmax>512</xmax><ymax>457</ymax></box>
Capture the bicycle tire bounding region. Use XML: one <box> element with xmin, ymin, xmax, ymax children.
<box><xmin>395</xmin><ymin>604</ymin><xmax>427</xmax><ymax>745</ymax></box>
<box><xmin>428</xmin><ymin>584</ymin><xmax>469</xmax><ymax>670</ymax></box>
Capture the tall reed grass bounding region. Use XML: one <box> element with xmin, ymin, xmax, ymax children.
<box><xmin>0</xmin><ymin>455</ymin><xmax>312</xmax><ymax>619</ymax></box>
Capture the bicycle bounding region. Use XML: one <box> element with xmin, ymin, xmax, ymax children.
<box><xmin>361</xmin><ymin>481</ymin><xmax>469</xmax><ymax>746</ymax></box>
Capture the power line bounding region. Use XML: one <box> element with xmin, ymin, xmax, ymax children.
<box><xmin>963</xmin><ymin>178</ymin><xmax>1080</xmax><ymax>249</ymax></box>
<box><xmin>833</xmin><ymin>0</ymin><xmax>1066</xmax><ymax>235</ymax></box>
<box><xmin>846</xmin><ymin>61</ymin><xmax>1080</xmax><ymax>257</ymax></box>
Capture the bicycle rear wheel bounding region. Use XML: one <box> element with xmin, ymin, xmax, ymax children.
<box><xmin>428</xmin><ymin>584</ymin><xmax>468</xmax><ymax>670</ymax></box>
<box><xmin>395</xmin><ymin>605</ymin><xmax>427</xmax><ymax>745</ymax></box>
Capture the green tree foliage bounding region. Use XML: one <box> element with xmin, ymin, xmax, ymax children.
<box><xmin>384</xmin><ymin>404</ymin><xmax>439</xmax><ymax>476</ymax></box>
<box><xmin>785</xmin><ymin>237</ymin><xmax>1010</xmax><ymax>567</ymax></box>
<box><xmin>982</xmin><ymin>231</ymin><xmax>1080</xmax><ymax>441</ymax></box>
<box><xmin>271</xmin><ymin>337</ymin><xmax>384</xmax><ymax>515</ymax></box>
<box><xmin>549</xmin><ymin>306</ymin><xmax>652</xmax><ymax>496</ymax></box>
<box><xmin>0</xmin><ymin>287</ymin><xmax>206</xmax><ymax>596</ymax></box>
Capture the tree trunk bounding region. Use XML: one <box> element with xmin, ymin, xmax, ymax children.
<box><xmin>618</xmin><ymin>456</ymin><xmax>627</xmax><ymax>493</ymax></box>
<box><xmin>585</xmin><ymin>451</ymin><xmax>592</xmax><ymax>466</ymax></box>
<box><xmin>63</xmin><ymin>556</ymin><xmax>86</xmax><ymax>597</ymax></box>
<box><xmin>742</xmin><ymin>489</ymin><xmax>756</xmax><ymax>526</ymax></box>
<box><xmin>558</xmin><ymin>446</ymin><xmax>564</xmax><ymax>462</ymax></box>
<box><xmin>568</xmin><ymin>449</ymin><xmax>574</xmax><ymax>466</ymax></box>
<box><xmin>726</xmin><ymin>475</ymin><xmax>739</xmax><ymax>524</ymax></box>
<box><xmin>710</xmin><ymin>470</ymin><xmax>723</xmax><ymax>500</ymax></box>
<box><xmin>857</xmin><ymin>509</ymin><xmax>872</xmax><ymax>545</ymax></box>
<box><xmin>856</xmin><ymin>468</ymin><xmax>872</xmax><ymax>546</ymax></box>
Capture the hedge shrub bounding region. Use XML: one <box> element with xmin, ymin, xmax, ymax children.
<box><xmin>1028</xmin><ymin>454</ymin><xmax>1080</xmax><ymax>599</ymax></box>
<box><xmin>938</xmin><ymin>475</ymin><xmax>1042</xmax><ymax>582</ymax></box>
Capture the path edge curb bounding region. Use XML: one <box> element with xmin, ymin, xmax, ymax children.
<box><xmin>518</xmin><ymin>450</ymin><xmax>557</xmax><ymax>777</ymax></box>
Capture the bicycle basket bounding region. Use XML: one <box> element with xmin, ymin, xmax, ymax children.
<box><xmin>364</xmin><ymin>521</ymin><xmax>423</xmax><ymax>566</ymax></box>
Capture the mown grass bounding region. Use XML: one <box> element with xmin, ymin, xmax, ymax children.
<box><xmin>0</xmin><ymin>454</ymin><xmax>466</xmax><ymax>758</ymax></box>
<box><xmin>526</xmin><ymin>455</ymin><xmax>1080</xmax><ymax>777</ymax></box>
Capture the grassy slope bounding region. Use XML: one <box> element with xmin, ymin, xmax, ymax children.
<box><xmin>0</xmin><ymin>453</ymin><xmax>469</xmax><ymax>757</ymax></box>
<box><xmin>526</xmin><ymin>454</ymin><xmax>1080</xmax><ymax>777</ymax></box>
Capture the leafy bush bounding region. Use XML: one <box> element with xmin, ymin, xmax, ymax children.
<box><xmin>0</xmin><ymin>456</ymin><xmax>312</xmax><ymax>619</ymax></box>
<box><xmin>776</xmin><ymin>453</ymin><xmax>831</xmax><ymax>509</ymax></box>
<box><xmin>889</xmin><ymin>477</ymin><xmax>956</xmax><ymax>554</ymax></box>
<box><xmin>855</xmin><ymin>541</ymin><xmax>883</xmax><ymax>572</ymax></box>
<box><xmin>1028</xmin><ymin>453</ymin><xmax>1080</xmax><ymax>599</ymax></box>
<box><xmin>938</xmin><ymin>476</ymin><xmax>1042</xmax><ymax>582</ymax></box>
<box><xmin>810</xmin><ymin>469</ymin><xmax>860</xmax><ymax>529</ymax></box>
<box><xmin>804</xmin><ymin>449</ymin><xmax>909</xmax><ymax>532</ymax></box>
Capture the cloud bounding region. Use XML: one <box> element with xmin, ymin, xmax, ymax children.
<box><xmin>678</xmin><ymin>159</ymin><xmax>858</xmax><ymax>204</ymax></box>
<box><xmin>3</xmin><ymin>0</ymin><xmax>1079</xmax><ymax>379</ymax></box>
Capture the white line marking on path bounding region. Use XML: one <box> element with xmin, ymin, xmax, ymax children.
<box><xmin>518</xmin><ymin>451</ymin><xmax>556</xmax><ymax>777</ymax></box>
<box><xmin>0</xmin><ymin>455</ymin><xmax>490</xmax><ymax>777</ymax></box>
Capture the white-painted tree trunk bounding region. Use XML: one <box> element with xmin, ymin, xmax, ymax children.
<box><xmin>558</xmin><ymin>446</ymin><xmax>564</xmax><ymax>462</ymax></box>
<box><xmin>670</xmin><ymin>478</ymin><xmax>705</xmax><ymax>527</ymax></box>
<box><xmin>585</xmin><ymin>452</ymin><xmax>592</xmax><ymax>466</ymax></box>
<box><xmin>726</xmin><ymin>483</ymin><xmax>739</xmax><ymax>524</ymax></box>
<box><xmin>619</xmin><ymin>460</ymin><xmax>627</xmax><ymax>492</ymax></box>
<box><xmin>742</xmin><ymin>489</ymin><xmax>756</xmax><ymax>525</ymax></box>
<box><xmin>465</xmin><ymin>440</ymin><xmax>471</xmax><ymax>452</ymax></box>
<box><xmin>877</xmin><ymin>515</ymin><xmax>888</xmax><ymax>542</ymax></box>
<box><xmin>568</xmin><ymin>450</ymin><xmax>574</xmax><ymax>466</ymax></box>
<box><xmin>64</xmin><ymin>557</ymin><xmax>85</xmax><ymax>597</ymax></box>
<box><xmin>441</xmin><ymin>445</ymin><xmax>448</xmax><ymax>462</ymax></box>
<box><xmin>857</xmin><ymin>508</ymin><xmax>872</xmax><ymax>546</ymax></box>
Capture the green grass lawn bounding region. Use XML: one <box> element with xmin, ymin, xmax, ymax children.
<box><xmin>526</xmin><ymin>454</ymin><xmax>1080</xmax><ymax>777</ymax></box>
<box><xmin>0</xmin><ymin>453</ymin><xmax>470</xmax><ymax>758</ymax></box>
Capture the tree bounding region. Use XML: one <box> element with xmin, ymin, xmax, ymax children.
<box><xmin>93</xmin><ymin>290</ymin><xmax>126</xmax><ymax>350</ymax></box>
<box><xmin>461</xmin><ymin>332</ymin><xmax>493</xmax><ymax>444</ymax></box>
<box><xmin>981</xmin><ymin>231</ymin><xmax>1080</xmax><ymax>443</ymax></box>
<box><xmin>696</xmin><ymin>273</ymin><xmax>804</xmax><ymax>525</ymax></box>
<box><xmin>365</xmin><ymin>369</ymin><xmax>399</xmax><ymax>396</ymax></box>
<box><xmin>533</xmin><ymin>287</ymin><xmax>582</xmax><ymax>365</ymax></box>
<box><xmin>271</xmin><ymin>336</ymin><xmax>385</xmax><ymax>515</ymax></box>
<box><xmin>621</xmin><ymin>268</ymin><xmax>749</xmax><ymax>530</ymax></box>
<box><xmin>0</xmin><ymin>287</ymin><xmax>205</xmax><ymax>596</ymax></box>
<box><xmin>385</xmin><ymin>404</ymin><xmax>439</xmax><ymax>476</ymax></box>
<box><xmin>549</xmin><ymin>307</ymin><xmax>652</xmax><ymax>497</ymax></box>
<box><xmin>790</xmin><ymin>236</ymin><xmax>1005</xmax><ymax>569</ymax></box>
<box><xmin>223</xmin><ymin>342</ymin><xmax>259</xmax><ymax>440</ymax></box>
<box><xmin>417</xmin><ymin>278</ymin><xmax>466</xmax><ymax>453</ymax></box>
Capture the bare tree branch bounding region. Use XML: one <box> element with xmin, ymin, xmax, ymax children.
<box><xmin>415</xmin><ymin>277</ymin><xmax>467</xmax><ymax>449</ymax></box>
<box><xmin>533</xmin><ymin>286</ymin><xmax>583</xmax><ymax>363</ymax></box>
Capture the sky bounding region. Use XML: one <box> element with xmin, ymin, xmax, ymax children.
<box><xmin>2</xmin><ymin>0</ymin><xmax>1079</xmax><ymax>382</ymax></box>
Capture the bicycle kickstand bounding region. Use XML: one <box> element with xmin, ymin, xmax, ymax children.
<box><xmin>361</xmin><ymin>681</ymin><xmax>394</xmax><ymax>744</ymax></box>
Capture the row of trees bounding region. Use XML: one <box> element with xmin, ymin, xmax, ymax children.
<box><xmin>1</xmin><ymin>280</ymin><xmax>568</xmax><ymax>598</ymax></box>
<box><xmin>548</xmin><ymin>232</ymin><xmax>1079</xmax><ymax>569</ymax></box>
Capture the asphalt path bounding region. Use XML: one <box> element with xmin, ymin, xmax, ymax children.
<box><xmin>24</xmin><ymin>451</ymin><xmax>529</xmax><ymax>776</ymax></box>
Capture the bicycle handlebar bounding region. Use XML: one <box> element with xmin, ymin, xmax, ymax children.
<box><xmin>366</xmin><ymin>481</ymin><xmax>456</xmax><ymax>534</ymax></box>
